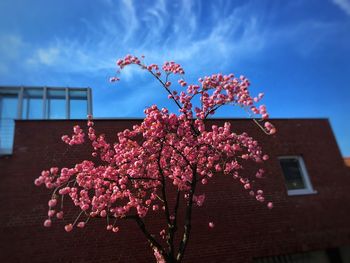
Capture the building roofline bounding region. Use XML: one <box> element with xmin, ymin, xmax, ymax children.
<box><xmin>14</xmin><ymin>117</ymin><xmax>330</xmax><ymax>122</ymax></box>
<box><xmin>0</xmin><ymin>85</ymin><xmax>90</xmax><ymax>90</ymax></box>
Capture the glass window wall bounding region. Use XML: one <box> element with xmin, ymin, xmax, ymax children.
<box><xmin>0</xmin><ymin>86</ymin><xmax>92</xmax><ymax>155</ymax></box>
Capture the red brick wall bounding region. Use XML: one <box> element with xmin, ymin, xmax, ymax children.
<box><xmin>0</xmin><ymin>119</ymin><xmax>349</xmax><ymax>263</ymax></box>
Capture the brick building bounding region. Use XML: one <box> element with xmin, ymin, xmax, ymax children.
<box><xmin>1</xmin><ymin>118</ymin><xmax>350</xmax><ymax>262</ymax></box>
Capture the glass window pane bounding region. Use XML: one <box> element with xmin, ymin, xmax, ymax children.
<box><xmin>47</xmin><ymin>89</ymin><xmax>65</xmax><ymax>98</ymax></box>
<box><xmin>0</xmin><ymin>95</ymin><xmax>17</xmax><ymax>154</ymax></box>
<box><xmin>26</xmin><ymin>98</ymin><xmax>43</xmax><ymax>119</ymax></box>
<box><xmin>70</xmin><ymin>99</ymin><xmax>87</xmax><ymax>119</ymax></box>
<box><xmin>23</xmin><ymin>89</ymin><xmax>43</xmax><ymax>119</ymax></box>
<box><xmin>0</xmin><ymin>95</ymin><xmax>17</xmax><ymax>118</ymax></box>
<box><xmin>26</xmin><ymin>88</ymin><xmax>44</xmax><ymax>98</ymax></box>
<box><xmin>254</xmin><ymin>250</ymin><xmax>331</xmax><ymax>263</ymax></box>
<box><xmin>48</xmin><ymin>98</ymin><xmax>66</xmax><ymax>119</ymax></box>
<box><xmin>47</xmin><ymin>89</ymin><xmax>66</xmax><ymax>119</ymax></box>
<box><xmin>280</xmin><ymin>158</ymin><xmax>306</xmax><ymax>190</ymax></box>
<box><xmin>0</xmin><ymin>118</ymin><xmax>14</xmax><ymax>154</ymax></box>
<box><xmin>22</xmin><ymin>97</ymin><xmax>28</xmax><ymax>119</ymax></box>
<box><xmin>0</xmin><ymin>88</ymin><xmax>20</xmax><ymax>95</ymax></box>
<box><xmin>70</xmin><ymin>90</ymin><xmax>87</xmax><ymax>99</ymax></box>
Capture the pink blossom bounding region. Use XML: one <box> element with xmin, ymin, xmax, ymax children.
<box><xmin>77</xmin><ymin>222</ymin><xmax>85</xmax><ymax>228</ymax></box>
<box><xmin>209</xmin><ymin>222</ymin><xmax>215</xmax><ymax>228</ymax></box>
<box><xmin>50</xmin><ymin>167</ymin><xmax>59</xmax><ymax>174</ymax></box>
<box><xmin>244</xmin><ymin>183</ymin><xmax>251</xmax><ymax>190</ymax></box>
<box><xmin>58</xmin><ymin>187</ymin><xmax>70</xmax><ymax>195</ymax></box>
<box><xmin>256</xmin><ymin>195</ymin><xmax>265</xmax><ymax>202</ymax></box>
<box><xmin>193</xmin><ymin>194</ymin><xmax>205</xmax><ymax>206</ymax></box>
<box><xmin>242</xmin><ymin>154</ymin><xmax>249</xmax><ymax>160</ymax></box>
<box><xmin>48</xmin><ymin>199</ymin><xmax>57</xmax><ymax>208</ymax></box>
<box><xmin>109</xmin><ymin>77</ymin><xmax>120</xmax><ymax>82</ymax></box>
<box><xmin>81</xmin><ymin>204</ymin><xmax>89</xmax><ymax>211</ymax></box>
<box><xmin>34</xmin><ymin>178</ymin><xmax>41</xmax><ymax>186</ymax></box>
<box><xmin>267</xmin><ymin>202</ymin><xmax>274</xmax><ymax>209</ymax></box>
<box><xmin>56</xmin><ymin>211</ymin><xmax>64</xmax><ymax>219</ymax></box>
<box><xmin>48</xmin><ymin>210</ymin><xmax>55</xmax><ymax>217</ymax></box>
<box><xmin>264</xmin><ymin>122</ymin><xmax>277</xmax><ymax>134</ymax></box>
<box><xmin>64</xmin><ymin>224</ymin><xmax>73</xmax><ymax>232</ymax></box>
<box><xmin>44</xmin><ymin>219</ymin><xmax>52</xmax><ymax>227</ymax></box>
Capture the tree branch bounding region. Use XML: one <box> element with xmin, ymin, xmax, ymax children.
<box><xmin>157</xmin><ymin>142</ymin><xmax>174</xmax><ymax>258</ymax></box>
<box><xmin>169</xmin><ymin>189</ymin><xmax>180</xmax><ymax>259</ymax></box>
<box><xmin>176</xmin><ymin>168</ymin><xmax>197</xmax><ymax>262</ymax></box>
<box><xmin>123</xmin><ymin>214</ymin><xmax>167</xmax><ymax>258</ymax></box>
<box><xmin>147</xmin><ymin>69</ymin><xmax>183</xmax><ymax>110</ymax></box>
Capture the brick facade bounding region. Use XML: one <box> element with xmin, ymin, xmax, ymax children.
<box><xmin>0</xmin><ymin>119</ymin><xmax>349</xmax><ymax>262</ymax></box>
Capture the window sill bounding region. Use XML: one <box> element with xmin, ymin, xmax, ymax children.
<box><xmin>287</xmin><ymin>189</ymin><xmax>318</xmax><ymax>196</ymax></box>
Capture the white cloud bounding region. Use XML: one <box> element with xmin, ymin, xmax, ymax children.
<box><xmin>28</xmin><ymin>47</ymin><xmax>60</xmax><ymax>66</ymax></box>
<box><xmin>23</xmin><ymin>0</ymin><xmax>262</xmax><ymax>79</ymax></box>
<box><xmin>21</xmin><ymin>0</ymin><xmax>342</xmax><ymax>82</ymax></box>
<box><xmin>120</xmin><ymin>0</ymin><xmax>139</xmax><ymax>42</ymax></box>
<box><xmin>25</xmin><ymin>38</ymin><xmax>115</xmax><ymax>74</ymax></box>
<box><xmin>333</xmin><ymin>0</ymin><xmax>350</xmax><ymax>16</ymax></box>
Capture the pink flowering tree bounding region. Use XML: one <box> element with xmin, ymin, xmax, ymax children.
<box><xmin>35</xmin><ymin>55</ymin><xmax>276</xmax><ymax>263</ymax></box>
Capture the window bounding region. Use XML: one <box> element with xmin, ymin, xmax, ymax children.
<box><xmin>254</xmin><ymin>248</ymin><xmax>343</xmax><ymax>263</ymax></box>
<box><xmin>69</xmin><ymin>89</ymin><xmax>88</xmax><ymax>119</ymax></box>
<box><xmin>47</xmin><ymin>89</ymin><xmax>66</xmax><ymax>119</ymax></box>
<box><xmin>0</xmin><ymin>86</ymin><xmax>92</xmax><ymax>155</ymax></box>
<box><xmin>22</xmin><ymin>88</ymin><xmax>43</xmax><ymax>119</ymax></box>
<box><xmin>0</xmin><ymin>94</ymin><xmax>17</xmax><ymax>154</ymax></box>
<box><xmin>278</xmin><ymin>156</ymin><xmax>316</xmax><ymax>196</ymax></box>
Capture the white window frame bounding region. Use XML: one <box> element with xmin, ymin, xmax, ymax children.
<box><xmin>278</xmin><ymin>156</ymin><xmax>317</xmax><ymax>196</ymax></box>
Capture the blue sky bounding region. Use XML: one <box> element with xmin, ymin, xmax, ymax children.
<box><xmin>0</xmin><ymin>0</ymin><xmax>349</xmax><ymax>156</ymax></box>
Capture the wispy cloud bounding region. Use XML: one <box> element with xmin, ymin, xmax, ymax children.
<box><xmin>3</xmin><ymin>0</ymin><xmax>347</xmax><ymax>86</ymax></box>
<box><xmin>27</xmin><ymin>47</ymin><xmax>60</xmax><ymax>66</ymax></box>
<box><xmin>333</xmin><ymin>0</ymin><xmax>350</xmax><ymax>15</ymax></box>
<box><xmin>23</xmin><ymin>0</ymin><xmax>269</xmax><ymax>80</ymax></box>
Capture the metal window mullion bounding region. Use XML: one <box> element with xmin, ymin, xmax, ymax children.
<box><xmin>17</xmin><ymin>87</ymin><xmax>24</xmax><ymax>120</ymax></box>
<box><xmin>25</xmin><ymin>91</ymin><xmax>30</xmax><ymax>119</ymax></box>
<box><xmin>66</xmin><ymin>88</ymin><xmax>69</xmax><ymax>119</ymax></box>
<box><xmin>43</xmin><ymin>87</ymin><xmax>47</xmax><ymax>119</ymax></box>
<box><xmin>87</xmin><ymin>87</ymin><xmax>92</xmax><ymax>117</ymax></box>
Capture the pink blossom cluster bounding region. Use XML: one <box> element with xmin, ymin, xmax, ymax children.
<box><xmin>162</xmin><ymin>61</ymin><xmax>185</xmax><ymax>75</ymax></box>
<box><xmin>36</xmin><ymin>54</ymin><xmax>276</xmax><ymax>262</ymax></box>
<box><xmin>264</xmin><ymin>121</ymin><xmax>276</xmax><ymax>135</ymax></box>
<box><xmin>61</xmin><ymin>125</ymin><xmax>85</xmax><ymax>145</ymax></box>
<box><xmin>116</xmin><ymin>54</ymin><xmax>141</xmax><ymax>69</ymax></box>
<box><xmin>193</xmin><ymin>194</ymin><xmax>205</xmax><ymax>206</ymax></box>
<box><xmin>114</xmin><ymin>55</ymin><xmax>185</xmax><ymax>81</ymax></box>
